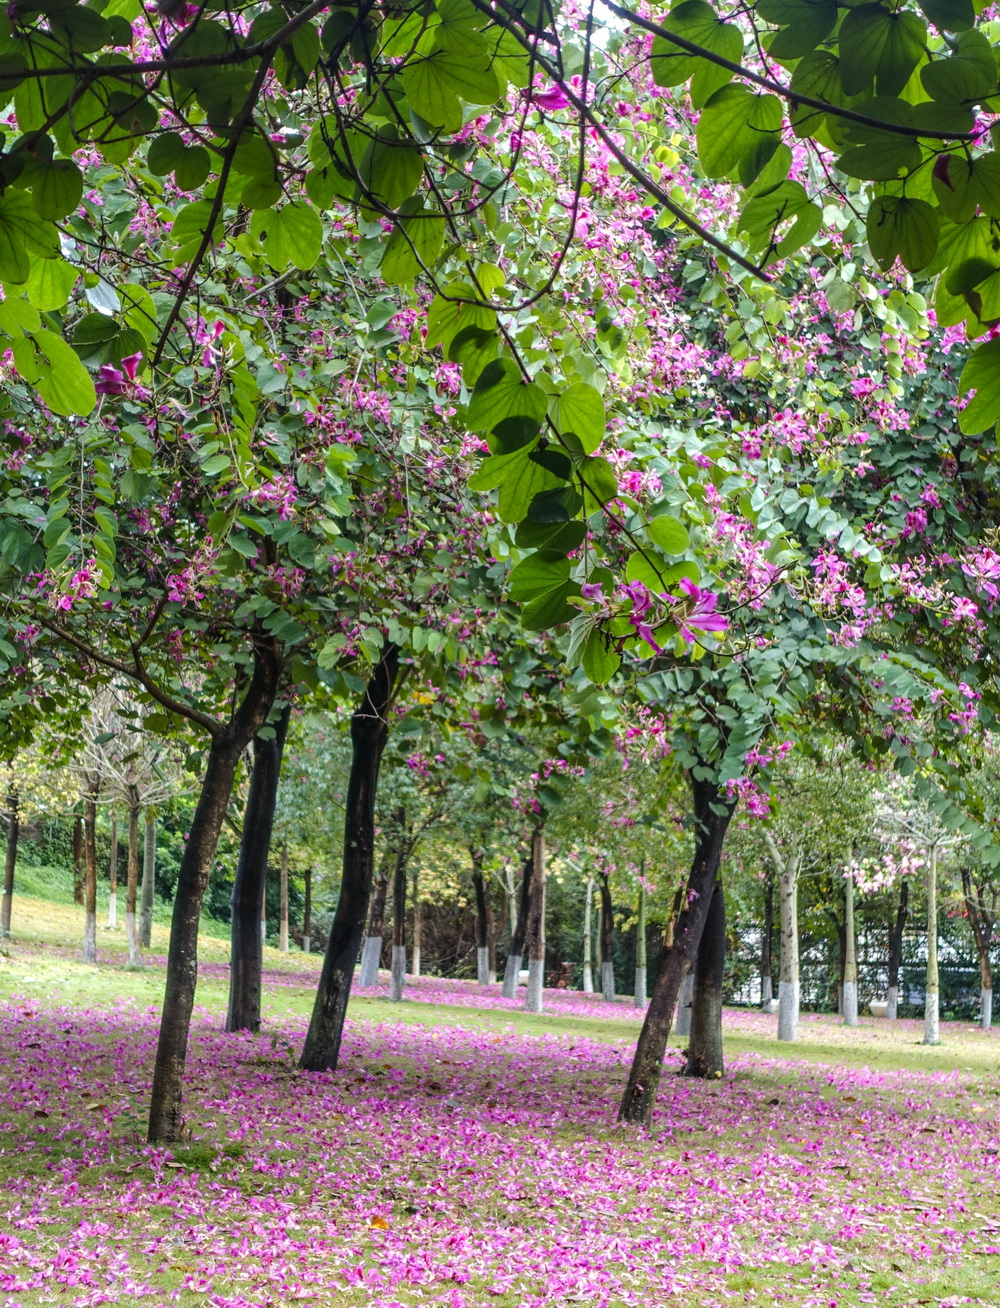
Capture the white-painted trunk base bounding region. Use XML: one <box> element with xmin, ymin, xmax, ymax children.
<box><xmin>359</xmin><ymin>935</ymin><xmax>382</xmax><ymax>987</ymax></box>
<box><xmin>389</xmin><ymin>945</ymin><xmax>406</xmax><ymax>1001</ymax></box>
<box><xmin>777</xmin><ymin>980</ymin><xmax>799</xmax><ymax>1042</ymax></box>
<box><xmin>83</xmin><ymin>913</ymin><xmax>97</xmax><ymax>965</ymax></box>
<box><xmin>601</xmin><ymin>960</ymin><xmax>615</xmax><ymax>1004</ymax></box>
<box><xmin>634</xmin><ymin>966</ymin><xmax>647</xmax><ymax>1009</ymax></box>
<box><xmin>501</xmin><ymin>953</ymin><xmax>521</xmax><ymax>1000</ymax></box>
<box><xmin>760</xmin><ymin>975</ymin><xmax>773</xmax><ymax>1008</ymax></box>
<box><xmin>582</xmin><ymin>963</ymin><xmax>594</xmax><ymax>994</ymax></box>
<box><xmin>886</xmin><ymin>985</ymin><xmax>899</xmax><ymax>1021</ymax></box>
<box><xmin>106</xmin><ymin>892</ymin><xmax>117</xmax><ymax>930</ymax></box>
<box><xmin>488</xmin><ymin>968</ymin><xmax>496</xmax><ymax>985</ymax></box>
<box><xmin>842</xmin><ymin>980</ymin><xmax>858</xmax><ymax>1027</ymax></box>
<box><xmin>675</xmin><ymin>972</ymin><xmax>694</xmax><ymax>1037</ymax></box>
<box><xmin>125</xmin><ymin>911</ymin><xmax>139</xmax><ymax>966</ymax></box>
<box><xmin>476</xmin><ymin>946</ymin><xmax>490</xmax><ymax>986</ymax></box>
<box><xmin>411</xmin><ymin>948</ymin><xmax>420</xmax><ymax>978</ymax></box>
<box><xmin>525</xmin><ymin>958</ymin><xmax>544</xmax><ymax>1013</ymax></box>
<box><xmin>923</xmin><ymin>990</ymin><xmax>940</xmax><ymax>1045</ymax></box>
<box><xmin>279</xmin><ymin>926</ymin><xmax>288</xmax><ymax>953</ymax></box>
<box><xmin>981</xmin><ymin>987</ymin><xmax>993</xmax><ymax>1031</ymax></box>
<box><xmin>302</xmin><ymin>934</ymin><xmax>310</xmax><ymax>954</ymax></box>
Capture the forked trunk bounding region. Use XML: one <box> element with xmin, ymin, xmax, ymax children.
<box><xmin>83</xmin><ymin>785</ymin><xmax>99</xmax><ymax>965</ymax></box>
<box><xmin>226</xmin><ymin>705</ymin><xmax>290</xmax><ymax>1034</ymax></box>
<box><xmin>1</xmin><ymin>787</ymin><xmax>19</xmax><ymax>939</ymax></box>
<box><xmin>502</xmin><ymin>853</ymin><xmax>532</xmax><ymax>999</ymax></box>
<box><xmin>140</xmin><ymin>813</ymin><xmax>155</xmax><ymax>948</ymax></box>
<box><xmin>618</xmin><ymin>774</ymin><xmax>734</xmax><ymax>1126</ymax></box>
<box><xmin>682</xmin><ymin>878</ymin><xmax>726</xmax><ymax>1078</ymax></box>
<box><xmin>524</xmin><ymin>827</ymin><xmax>546</xmax><ymax>1013</ymax></box>
<box><xmin>300</xmin><ymin>645</ymin><xmax>400</xmax><ymax>1071</ymax></box>
<box><xmin>886</xmin><ymin>878</ymin><xmax>908</xmax><ymax>1020</ymax></box>
<box><xmin>125</xmin><ymin>799</ymin><xmax>140</xmax><ymax>965</ymax></box>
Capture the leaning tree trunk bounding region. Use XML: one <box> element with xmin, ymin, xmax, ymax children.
<box><xmin>682</xmin><ymin>877</ymin><xmax>726</xmax><ymax>1078</ymax></box>
<box><xmin>279</xmin><ymin>843</ymin><xmax>289</xmax><ymax>953</ymax></box>
<box><xmin>226</xmin><ymin>704</ymin><xmax>291</xmax><ymax>1034</ymax></box>
<box><xmin>300</xmin><ymin>645</ymin><xmax>400</xmax><ymax>1071</ymax></box>
<box><xmin>618</xmin><ymin>773</ymin><xmax>734</xmax><ymax>1126</ymax></box>
<box><xmin>582</xmin><ymin>876</ymin><xmax>594</xmax><ymax>994</ymax></box>
<box><xmin>107</xmin><ymin>812</ymin><xmax>118</xmax><ymax>930</ymax></box>
<box><xmin>411</xmin><ymin>864</ymin><xmax>421</xmax><ymax>977</ymax></box>
<box><xmin>524</xmin><ymin>827</ymin><xmax>547</xmax><ymax>1013</ymax></box>
<box><xmin>1</xmin><ymin>787</ymin><xmax>19</xmax><ymax>939</ymax></box>
<box><xmin>887</xmin><ymin>878</ymin><xmax>909</xmax><ymax>1019</ymax></box>
<box><xmin>140</xmin><ymin>812</ymin><xmax>156</xmax><ymax>948</ymax></box>
<box><xmin>82</xmin><ymin>784</ymin><xmax>99</xmax><ymax>965</ymax></box>
<box><xmin>634</xmin><ymin>880</ymin><xmax>647</xmax><ymax>1008</ymax></box>
<box><xmin>125</xmin><ymin>799</ymin><xmax>141</xmax><ymax>965</ymax></box>
<box><xmin>843</xmin><ymin>858</ymin><xmax>858</xmax><ymax>1026</ymax></box>
<box><xmin>389</xmin><ymin>826</ymin><xmax>409</xmax><ymax>1002</ymax></box>
<box><xmin>761</xmin><ymin>865</ymin><xmax>774</xmax><ymax>1008</ymax></box>
<box><xmin>598</xmin><ymin>870</ymin><xmax>615</xmax><ymax>1003</ymax></box>
<box><xmin>359</xmin><ymin>857</ymin><xmax>390</xmax><ymax>986</ymax></box>
<box><xmin>302</xmin><ymin>867</ymin><xmax>312</xmax><ymax>953</ymax></box>
<box><xmin>502</xmin><ymin>854</ymin><xmax>533</xmax><ymax>999</ymax></box>
<box><xmin>147</xmin><ymin>643</ymin><xmax>281</xmax><ymax>1143</ymax></box>
<box><xmin>471</xmin><ymin>851</ymin><xmax>491</xmax><ymax>986</ymax></box>
<box><xmin>924</xmin><ymin>842</ymin><xmax>940</xmax><ymax>1046</ymax></box>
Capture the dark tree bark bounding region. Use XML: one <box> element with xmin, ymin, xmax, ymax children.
<box><xmin>82</xmin><ymin>784</ymin><xmax>99</xmax><ymax>964</ymax></box>
<box><xmin>471</xmin><ymin>848</ymin><xmax>492</xmax><ymax>986</ymax></box>
<box><xmin>226</xmin><ymin>703</ymin><xmax>291</xmax><ymax>1034</ymax></box>
<box><xmin>1</xmin><ymin>786</ymin><xmax>19</xmax><ymax>938</ymax></box>
<box><xmin>598</xmin><ymin>869</ymin><xmax>615</xmax><ymax>1001</ymax></box>
<box><xmin>682</xmin><ymin>878</ymin><xmax>726</xmax><ymax>1079</ymax></box>
<box><xmin>524</xmin><ymin>826</ymin><xmax>546</xmax><ymax>1011</ymax></box>
<box><xmin>761</xmin><ymin>864</ymin><xmax>774</xmax><ymax>1006</ymax></box>
<box><xmin>147</xmin><ymin>640</ymin><xmax>282</xmax><ymax>1143</ymax></box>
<box><xmin>125</xmin><ymin>793</ymin><xmax>141</xmax><ymax>964</ymax></box>
<box><xmin>300</xmin><ymin>644</ymin><xmax>400</xmax><ymax>1072</ymax></box>
<box><xmin>302</xmin><ymin>866</ymin><xmax>312</xmax><ymax>952</ymax></box>
<box><xmin>618</xmin><ymin>772</ymin><xmax>734</xmax><ymax>1126</ymax></box>
<box><xmin>72</xmin><ymin>813</ymin><xmax>84</xmax><ymax>906</ymax></box>
<box><xmin>501</xmin><ymin>852</ymin><xmax>534</xmax><ymax>998</ymax></box>
<box><xmin>359</xmin><ymin>852</ymin><xmax>392</xmax><ymax>985</ymax></box>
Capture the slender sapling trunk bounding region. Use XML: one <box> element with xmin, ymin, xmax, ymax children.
<box><xmin>843</xmin><ymin>857</ymin><xmax>858</xmax><ymax>1027</ymax></box>
<box><xmin>886</xmin><ymin>878</ymin><xmax>908</xmax><ymax>1020</ymax></box>
<box><xmin>140</xmin><ymin>813</ymin><xmax>155</xmax><ymax>948</ymax></box>
<box><xmin>634</xmin><ymin>880</ymin><xmax>647</xmax><ymax>1008</ymax></box>
<box><xmin>582</xmin><ymin>875</ymin><xmax>594</xmax><ymax>994</ymax></box>
<box><xmin>125</xmin><ymin>799</ymin><xmax>140</xmax><ymax>965</ymax></box>
<box><xmin>107</xmin><ymin>812</ymin><xmax>118</xmax><ymax>930</ymax></box>
<box><xmin>524</xmin><ymin>827</ymin><xmax>546</xmax><ymax>1013</ymax></box>
<box><xmin>761</xmin><ymin>865</ymin><xmax>774</xmax><ymax>1008</ymax></box>
<box><xmin>924</xmin><ymin>842</ymin><xmax>940</xmax><ymax>1046</ymax></box>
<box><xmin>389</xmin><ymin>824</ymin><xmax>408</xmax><ymax>1002</ymax></box>
<box><xmin>83</xmin><ymin>784</ymin><xmax>99</xmax><ymax>965</ymax></box>
<box><xmin>1</xmin><ymin>787</ymin><xmax>19</xmax><ymax>939</ymax></box>
<box><xmin>279</xmin><ymin>842</ymin><xmax>289</xmax><ymax>953</ymax></box>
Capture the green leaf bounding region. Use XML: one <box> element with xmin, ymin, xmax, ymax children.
<box><xmin>581</xmin><ymin>628</ymin><xmax>620</xmax><ymax>683</ymax></box>
<box><xmin>696</xmin><ymin>85</ymin><xmax>783</xmax><ymax>178</ymax></box>
<box><xmin>168</xmin><ymin>200</ymin><xmax>223</xmax><ymax>263</ymax></box>
<box><xmin>359</xmin><ymin>131</ymin><xmax>424</xmax><ymax>211</ymax></box>
<box><xmin>918</xmin><ymin>0</ymin><xmax>974</xmax><ymax>31</ymax></box>
<box><xmin>0</xmin><ymin>190</ymin><xmax>57</xmax><ymax>283</ymax></box>
<box><xmin>22</xmin><ymin>257</ymin><xmax>78</xmax><ymax>312</ymax></box>
<box><xmin>30</xmin><ymin>158</ymin><xmax>83</xmax><ymax>220</ymax></box>
<box><xmin>380</xmin><ymin>203</ymin><xmax>445</xmax><ymax>284</ymax></box>
<box><xmin>920</xmin><ymin>55</ymin><xmax>994</xmax><ymax>104</ymax></box>
<box><xmin>959</xmin><ymin>337</ymin><xmax>1000</xmax><ymax>433</ymax></box>
<box><xmin>867</xmin><ymin>195</ymin><xmax>940</xmax><ymax>271</ymax></box>
<box><xmin>467</xmin><ymin>358</ymin><xmax>547</xmax><ymax>434</ymax></box>
<box><xmin>549</xmin><ymin>382</ymin><xmax>605</xmax><ymax>454</ymax></box>
<box><xmin>837</xmin><ymin>139</ymin><xmax>921</xmax><ymax>181</ymax></box>
<box><xmin>738</xmin><ymin>180</ymin><xmax>823</xmax><ymax>261</ymax></box>
<box><xmin>32</xmin><ymin>329</ymin><xmax>97</xmax><ymax>416</ymax></box>
<box><xmin>201</xmin><ymin>454</ymin><xmax>232</xmax><ymax>476</ymax></box>
<box><xmin>650</xmin><ymin>2</ymin><xmax>744</xmax><ymax>101</ymax></box>
<box><xmin>839</xmin><ymin>7</ymin><xmax>926</xmax><ymax>98</ymax></box>
<box><xmin>468</xmin><ymin>446</ymin><xmax>565</xmax><ymax>522</ymax></box>
<box><xmin>250</xmin><ymin>202</ymin><xmax>323</xmax><ymax>271</ymax></box>
<box><xmin>646</xmin><ymin>515</ymin><xmax>690</xmax><ymax>554</ymax></box>
<box><xmin>174</xmin><ymin>146</ymin><xmax>211</xmax><ymax>192</ymax></box>
<box><xmin>146</xmin><ymin>132</ymin><xmax>186</xmax><ymax>176</ymax></box>
<box><xmin>764</xmin><ymin>0</ymin><xmax>838</xmax><ymax>62</ymax></box>
<box><xmin>401</xmin><ymin>48</ymin><xmax>500</xmax><ymax>131</ymax></box>
<box><xmin>509</xmin><ymin>551</ymin><xmax>580</xmax><ymax>630</ymax></box>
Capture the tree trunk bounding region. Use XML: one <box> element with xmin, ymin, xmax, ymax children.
<box><xmin>140</xmin><ymin>812</ymin><xmax>156</xmax><ymax>948</ymax></box>
<box><xmin>524</xmin><ymin>826</ymin><xmax>546</xmax><ymax>1013</ymax></box>
<box><xmin>359</xmin><ymin>857</ymin><xmax>390</xmax><ymax>986</ymax></box>
<box><xmin>598</xmin><ymin>871</ymin><xmax>615</xmax><ymax>1002</ymax></box>
<box><xmin>761</xmin><ymin>865</ymin><xmax>774</xmax><ymax>1008</ymax></box>
<box><xmin>634</xmin><ymin>880</ymin><xmax>647</xmax><ymax>1008</ymax></box>
<box><xmin>1</xmin><ymin>787</ymin><xmax>19</xmax><ymax>939</ymax></box>
<box><xmin>411</xmin><ymin>865</ymin><xmax>421</xmax><ymax>977</ymax></box>
<box><xmin>125</xmin><ymin>800</ymin><xmax>140</xmax><ymax>965</ymax></box>
<box><xmin>389</xmin><ymin>823</ymin><xmax>408</xmax><ymax>1002</ymax></box>
<box><xmin>682</xmin><ymin>877</ymin><xmax>726</xmax><ymax>1078</ymax></box>
<box><xmin>73</xmin><ymin>812</ymin><xmax>84</xmax><ymax>906</ymax></box>
<box><xmin>279</xmin><ymin>842</ymin><xmax>289</xmax><ymax>953</ymax></box>
<box><xmin>302</xmin><ymin>866</ymin><xmax>312</xmax><ymax>953</ymax></box>
<box><xmin>107</xmin><ymin>812</ymin><xmax>118</xmax><ymax>930</ymax></box>
<box><xmin>582</xmin><ymin>875</ymin><xmax>594</xmax><ymax>994</ymax></box>
<box><xmin>618</xmin><ymin>774</ymin><xmax>734</xmax><ymax>1126</ymax></box>
<box><xmin>886</xmin><ymin>878</ymin><xmax>908</xmax><ymax>1020</ymax></box>
<box><xmin>148</xmin><ymin>643</ymin><xmax>281</xmax><ymax>1143</ymax></box>
<box><xmin>776</xmin><ymin>848</ymin><xmax>801</xmax><ymax>1043</ymax></box>
<box><xmin>471</xmin><ymin>850</ymin><xmax>491</xmax><ymax>986</ymax></box>
<box><xmin>961</xmin><ymin>866</ymin><xmax>994</xmax><ymax>1032</ymax></box>
<box><xmin>502</xmin><ymin>853</ymin><xmax>532</xmax><ymax>999</ymax></box>
<box><xmin>83</xmin><ymin>785</ymin><xmax>99</xmax><ymax>965</ymax></box>
<box><xmin>300</xmin><ymin>645</ymin><xmax>399</xmax><ymax>1071</ymax></box>
<box><xmin>924</xmin><ymin>842</ymin><xmax>940</xmax><ymax>1046</ymax></box>
<box><xmin>843</xmin><ymin>859</ymin><xmax>858</xmax><ymax>1027</ymax></box>
<box><xmin>674</xmin><ymin>969</ymin><xmax>694</xmax><ymax>1036</ymax></box>
<box><xmin>226</xmin><ymin>704</ymin><xmax>290</xmax><ymax>1034</ymax></box>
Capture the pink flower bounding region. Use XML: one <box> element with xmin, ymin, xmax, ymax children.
<box><xmin>532</xmin><ymin>85</ymin><xmax>570</xmax><ymax>112</ymax></box>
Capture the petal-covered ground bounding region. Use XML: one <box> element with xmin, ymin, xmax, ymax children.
<box><xmin>1</xmin><ymin>945</ymin><xmax>999</xmax><ymax>1308</ymax></box>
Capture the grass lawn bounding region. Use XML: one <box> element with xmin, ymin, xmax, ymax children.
<box><xmin>2</xmin><ymin>890</ymin><xmax>999</xmax><ymax>1307</ymax></box>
